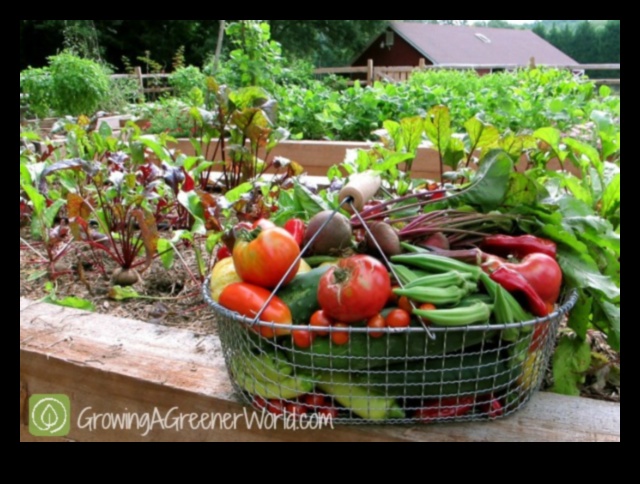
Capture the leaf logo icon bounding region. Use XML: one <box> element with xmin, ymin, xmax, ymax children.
<box><xmin>40</xmin><ymin>404</ymin><xmax>60</xmax><ymax>431</ymax></box>
<box><xmin>29</xmin><ymin>396</ymin><xmax>70</xmax><ymax>437</ymax></box>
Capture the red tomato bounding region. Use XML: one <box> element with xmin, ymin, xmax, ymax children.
<box><xmin>219</xmin><ymin>283</ymin><xmax>292</xmax><ymax>338</ymax></box>
<box><xmin>416</xmin><ymin>303</ymin><xmax>436</xmax><ymax>324</ymax></box>
<box><xmin>331</xmin><ymin>324</ymin><xmax>350</xmax><ymax>346</ymax></box>
<box><xmin>252</xmin><ymin>396</ymin><xmax>268</xmax><ymax>411</ymax></box>
<box><xmin>285</xmin><ymin>403</ymin><xmax>308</xmax><ymax>417</ymax></box>
<box><xmin>367</xmin><ymin>314</ymin><xmax>386</xmax><ymax>338</ymax></box>
<box><xmin>292</xmin><ymin>329</ymin><xmax>315</xmax><ymax>349</ymax></box>
<box><xmin>318</xmin><ymin>255</ymin><xmax>391</xmax><ymax>323</ymax></box>
<box><xmin>233</xmin><ymin>227</ymin><xmax>301</xmax><ymax>289</ymax></box>
<box><xmin>310</xmin><ymin>310</ymin><xmax>332</xmax><ymax>337</ymax></box>
<box><xmin>266</xmin><ymin>400</ymin><xmax>285</xmax><ymax>415</ymax></box>
<box><xmin>398</xmin><ymin>296</ymin><xmax>414</xmax><ymax>313</ymax></box>
<box><xmin>386</xmin><ymin>309</ymin><xmax>411</xmax><ymax>328</ymax></box>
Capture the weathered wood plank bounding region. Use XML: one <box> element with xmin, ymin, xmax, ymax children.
<box><xmin>20</xmin><ymin>299</ymin><xmax>620</xmax><ymax>442</ymax></box>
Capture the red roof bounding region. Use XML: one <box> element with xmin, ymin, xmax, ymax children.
<box><xmin>387</xmin><ymin>22</ymin><xmax>577</xmax><ymax>65</ymax></box>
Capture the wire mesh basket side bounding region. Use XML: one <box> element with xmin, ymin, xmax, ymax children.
<box><xmin>207</xmin><ymin>280</ymin><xmax>577</xmax><ymax>425</ymax></box>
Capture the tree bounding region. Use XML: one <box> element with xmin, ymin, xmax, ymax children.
<box><xmin>599</xmin><ymin>20</ymin><xmax>620</xmax><ymax>63</ymax></box>
<box><xmin>569</xmin><ymin>21</ymin><xmax>600</xmax><ymax>62</ymax></box>
<box><xmin>268</xmin><ymin>20</ymin><xmax>387</xmax><ymax>66</ymax></box>
<box><xmin>488</xmin><ymin>20</ymin><xmax>513</xmax><ymax>29</ymax></box>
<box><xmin>532</xmin><ymin>23</ymin><xmax>547</xmax><ymax>39</ymax></box>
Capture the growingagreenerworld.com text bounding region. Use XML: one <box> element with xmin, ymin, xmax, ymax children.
<box><xmin>77</xmin><ymin>407</ymin><xmax>334</xmax><ymax>436</ymax></box>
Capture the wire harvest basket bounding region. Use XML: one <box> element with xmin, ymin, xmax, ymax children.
<box><xmin>204</xmin><ymin>173</ymin><xmax>578</xmax><ymax>424</ymax></box>
<box><xmin>204</xmin><ymin>280</ymin><xmax>576</xmax><ymax>425</ymax></box>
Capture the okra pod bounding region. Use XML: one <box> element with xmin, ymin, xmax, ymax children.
<box><xmin>412</xmin><ymin>302</ymin><xmax>493</xmax><ymax>327</ymax></box>
<box><xmin>405</xmin><ymin>271</ymin><xmax>467</xmax><ymax>289</ymax></box>
<box><xmin>391</xmin><ymin>253</ymin><xmax>482</xmax><ymax>281</ymax></box>
<box><xmin>390</xmin><ymin>263</ymin><xmax>420</xmax><ymax>285</ymax></box>
<box><xmin>394</xmin><ymin>285</ymin><xmax>468</xmax><ymax>306</ymax></box>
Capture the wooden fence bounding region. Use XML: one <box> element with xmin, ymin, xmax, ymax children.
<box><xmin>111</xmin><ymin>66</ymin><xmax>173</xmax><ymax>97</ymax></box>
<box><xmin>314</xmin><ymin>59</ymin><xmax>621</xmax><ymax>86</ymax></box>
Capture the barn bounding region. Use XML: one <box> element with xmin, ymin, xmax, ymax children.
<box><xmin>352</xmin><ymin>22</ymin><xmax>577</xmax><ymax>72</ymax></box>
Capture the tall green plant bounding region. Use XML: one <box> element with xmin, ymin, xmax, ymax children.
<box><xmin>49</xmin><ymin>52</ymin><xmax>111</xmax><ymax>116</ymax></box>
<box><xmin>220</xmin><ymin>21</ymin><xmax>284</xmax><ymax>91</ymax></box>
<box><xmin>20</xmin><ymin>67</ymin><xmax>53</xmax><ymax>118</ymax></box>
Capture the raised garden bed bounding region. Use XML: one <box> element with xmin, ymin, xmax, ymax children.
<box><xmin>20</xmin><ymin>299</ymin><xmax>621</xmax><ymax>442</ymax></box>
<box><xmin>170</xmin><ymin>139</ymin><xmax>573</xmax><ymax>180</ymax></box>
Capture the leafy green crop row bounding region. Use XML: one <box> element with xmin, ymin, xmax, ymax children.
<box><xmin>275</xmin><ymin>68</ymin><xmax>620</xmax><ymax>141</ymax></box>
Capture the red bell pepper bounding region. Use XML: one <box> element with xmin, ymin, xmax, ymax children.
<box><xmin>216</xmin><ymin>246</ymin><xmax>232</xmax><ymax>261</ymax></box>
<box><xmin>482</xmin><ymin>251</ymin><xmax>562</xmax><ymax>317</ymax></box>
<box><xmin>486</xmin><ymin>266</ymin><xmax>550</xmax><ymax>317</ymax></box>
<box><xmin>284</xmin><ymin>218</ymin><xmax>306</xmax><ymax>247</ymax></box>
<box><xmin>503</xmin><ymin>253</ymin><xmax>562</xmax><ymax>308</ymax></box>
<box><xmin>481</xmin><ymin>234</ymin><xmax>557</xmax><ymax>259</ymax></box>
<box><xmin>482</xmin><ymin>398</ymin><xmax>505</xmax><ymax>419</ymax></box>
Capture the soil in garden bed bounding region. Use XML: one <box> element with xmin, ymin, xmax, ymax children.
<box><xmin>19</xmin><ymin>228</ymin><xmax>216</xmax><ymax>334</ymax></box>
<box><xmin>19</xmin><ymin>229</ymin><xmax>620</xmax><ymax>403</ymax></box>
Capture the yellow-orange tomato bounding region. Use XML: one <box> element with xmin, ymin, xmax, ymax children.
<box><xmin>233</xmin><ymin>227</ymin><xmax>300</xmax><ymax>289</ymax></box>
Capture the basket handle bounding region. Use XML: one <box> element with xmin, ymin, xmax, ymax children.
<box><xmin>339</xmin><ymin>171</ymin><xmax>382</xmax><ymax>212</ymax></box>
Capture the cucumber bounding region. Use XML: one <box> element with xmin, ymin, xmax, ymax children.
<box><xmin>284</xmin><ymin>327</ymin><xmax>499</xmax><ymax>372</ymax></box>
<box><xmin>277</xmin><ymin>266</ymin><xmax>330</xmax><ymax>325</ymax></box>
<box><xmin>355</xmin><ymin>353</ymin><xmax>521</xmax><ymax>398</ymax></box>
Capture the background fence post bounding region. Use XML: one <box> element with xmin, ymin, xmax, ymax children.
<box><xmin>134</xmin><ymin>66</ymin><xmax>144</xmax><ymax>96</ymax></box>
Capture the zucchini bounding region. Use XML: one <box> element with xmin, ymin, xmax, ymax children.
<box><xmin>316</xmin><ymin>372</ymin><xmax>405</xmax><ymax>421</ymax></box>
<box><xmin>277</xmin><ymin>266</ymin><xmax>330</xmax><ymax>325</ymax></box>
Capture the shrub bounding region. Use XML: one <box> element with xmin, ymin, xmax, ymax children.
<box><xmin>48</xmin><ymin>51</ymin><xmax>111</xmax><ymax>117</ymax></box>
<box><xmin>169</xmin><ymin>66</ymin><xmax>207</xmax><ymax>100</ymax></box>
<box><xmin>20</xmin><ymin>67</ymin><xmax>53</xmax><ymax>119</ymax></box>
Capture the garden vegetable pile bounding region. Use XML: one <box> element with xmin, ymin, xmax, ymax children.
<box><xmin>208</xmin><ymin>146</ymin><xmax>617</xmax><ymax>421</ymax></box>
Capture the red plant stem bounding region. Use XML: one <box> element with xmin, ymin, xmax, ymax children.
<box><xmin>355</xmin><ymin>189</ymin><xmax>448</xmax><ymax>220</ymax></box>
<box><xmin>353</xmin><ymin>195</ymin><xmax>451</xmax><ymax>226</ymax></box>
<box><xmin>394</xmin><ymin>211</ymin><xmax>442</xmax><ymax>231</ymax></box>
<box><xmin>92</xmin><ymin>185</ymin><xmax>125</xmax><ymax>267</ymax></box>
<box><xmin>399</xmin><ymin>227</ymin><xmax>491</xmax><ymax>238</ymax></box>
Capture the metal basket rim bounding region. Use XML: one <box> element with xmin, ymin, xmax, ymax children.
<box><xmin>202</xmin><ymin>276</ymin><xmax>578</xmax><ymax>334</ymax></box>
